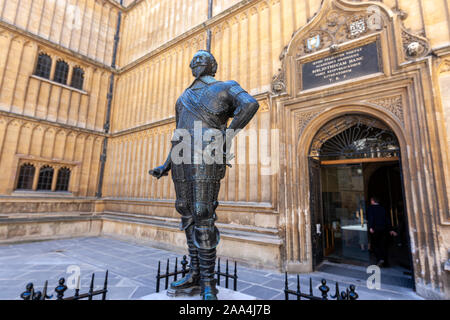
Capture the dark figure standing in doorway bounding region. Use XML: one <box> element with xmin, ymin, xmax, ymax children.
<box><xmin>149</xmin><ymin>50</ymin><xmax>259</xmax><ymax>300</ymax></box>
<box><xmin>368</xmin><ymin>197</ymin><xmax>397</xmax><ymax>267</ymax></box>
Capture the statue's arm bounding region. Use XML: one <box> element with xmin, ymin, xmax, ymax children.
<box><xmin>161</xmin><ymin>150</ymin><xmax>172</xmax><ymax>171</ymax></box>
<box><xmin>226</xmin><ymin>81</ymin><xmax>259</xmax><ymax>138</ymax></box>
<box><xmin>162</xmin><ymin>103</ymin><xmax>176</xmax><ymax>172</ymax></box>
<box><xmin>149</xmin><ymin>102</ymin><xmax>178</xmax><ymax>179</ymax></box>
<box><xmin>149</xmin><ymin>144</ymin><xmax>172</xmax><ymax>178</ymax></box>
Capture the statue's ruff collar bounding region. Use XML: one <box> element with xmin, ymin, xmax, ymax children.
<box><xmin>188</xmin><ymin>75</ymin><xmax>217</xmax><ymax>89</ymax></box>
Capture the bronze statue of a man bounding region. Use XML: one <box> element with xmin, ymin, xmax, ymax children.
<box><xmin>149</xmin><ymin>50</ymin><xmax>259</xmax><ymax>300</ymax></box>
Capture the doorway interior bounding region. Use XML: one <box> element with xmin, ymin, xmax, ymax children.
<box><xmin>309</xmin><ymin>115</ymin><xmax>413</xmax><ymax>280</ymax></box>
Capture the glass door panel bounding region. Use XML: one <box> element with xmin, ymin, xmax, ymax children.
<box><xmin>321</xmin><ymin>164</ymin><xmax>369</xmax><ymax>263</ymax></box>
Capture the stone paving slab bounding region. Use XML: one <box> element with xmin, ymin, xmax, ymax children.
<box><xmin>0</xmin><ymin>236</ymin><xmax>423</xmax><ymax>300</ymax></box>
<box><xmin>241</xmin><ymin>284</ymin><xmax>281</xmax><ymax>300</ymax></box>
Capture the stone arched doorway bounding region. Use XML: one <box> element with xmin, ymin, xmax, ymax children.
<box><xmin>308</xmin><ymin>114</ymin><xmax>413</xmax><ymax>276</ymax></box>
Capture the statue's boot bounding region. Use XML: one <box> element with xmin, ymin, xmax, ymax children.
<box><xmin>168</xmin><ymin>227</ymin><xmax>201</xmax><ymax>296</ymax></box>
<box><xmin>199</xmin><ymin>248</ymin><xmax>218</xmax><ymax>300</ymax></box>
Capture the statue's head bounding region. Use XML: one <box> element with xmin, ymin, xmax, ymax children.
<box><xmin>189</xmin><ymin>50</ymin><xmax>218</xmax><ymax>79</ymax></box>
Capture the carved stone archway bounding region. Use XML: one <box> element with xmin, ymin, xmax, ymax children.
<box><xmin>284</xmin><ymin>105</ymin><xmax>409</xmax><ymax>272</ymax></box>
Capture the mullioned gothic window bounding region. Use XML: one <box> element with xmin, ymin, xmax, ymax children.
<box><xmin>36</xmin><ymin>165</ymin><xmax>54</xmax><ymax>191</ymax></box>
<box><xmin>34</xmin><ymin>53</ymin><xmax>52</xmax><ymax>79</ymax></box>
<box><xmin>16</xmin><ymin>163</ymin><xmax>36</xmax><ymax>190</ymax></box>
<box><xmin>71</xmin><ymin>67</ymin><xmax>84</xmax><ymax>90</ymax></box>
<box><xmin>16</xmin><ymin>163</ymin><xmax>72</xmax><ymax>192</ymax></box>
<box><xmin>55</xmin><ymin>167</ymin><xmax>71</xmax><ymax>191</ymax></box>
<box><xmin>53</xmin><ymin>60</ymin><xmax>69</xmax><ymax>85</ymax></box>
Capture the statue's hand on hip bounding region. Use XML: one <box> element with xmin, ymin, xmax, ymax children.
<box><xmin>222</xmin><ymin>129</ymin><xmax>236</xmax><ymax>168</ymax></box>
<box><xmin>223</xmin><ymin>151</ymin><xmax>234</xmax><ymax>168</ymax></box>
<box><xmin>149</xmin><ymin>165</ymin><xmax>169</xmax><ymax>179</ymax></box>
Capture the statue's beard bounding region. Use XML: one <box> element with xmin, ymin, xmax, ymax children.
<box><xmin>192</xmin><ymin>65</ymin><xmax>208</xmax><ymax>79</ymax></box>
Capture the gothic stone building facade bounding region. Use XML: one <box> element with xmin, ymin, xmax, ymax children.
<box><xmin>0</xmin><ymin>0</ymin><xmax>449</xmax><ymax>299</ymax></box>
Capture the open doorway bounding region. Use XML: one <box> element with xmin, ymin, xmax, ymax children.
<box><xmin>365</xmin><ymin>162</ymin><xmax>412</xmax><ymax>271</ymax></box>
<box><xmin>308</xmin><ymin>115</ymin><xmax>413</xmax><ymax>282</ymax></box>
<box><xmin>319</xmin><ymin>161</ymin><xmax>412</xmax><ymax>269</ymax></box>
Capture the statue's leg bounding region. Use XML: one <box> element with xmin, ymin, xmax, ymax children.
<box><xmin>168</xmin><ymin>166</ymin><xmax>200</xmax><ymax>296</ymax></box>
<box><xmin>192</xmin><ymin>176</ymin><xmax>221</xmax><ymax>300</ymax></box>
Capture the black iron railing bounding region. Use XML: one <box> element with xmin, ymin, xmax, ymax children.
<box><xmin>284</xmin><ymin>273</ymin><xmax>359</xmax><ymax>300</ymax></box>
<box><xmin>156</xmin><ymin>255</ymin><xmax>238</xmax><ymax>292</ymax></box>
<box><xmin>216</xmin><ymin>258</ymin><xmax>238</xmax><ymax>290</ymax></box>
<box><xmin>20</xmin><ymin>271</ymin><xmax>108</xmax><ymax>300</ymax></box>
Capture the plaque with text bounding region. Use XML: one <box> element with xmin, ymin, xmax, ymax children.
<box><xmin>302</xmin><ymin>42</ymin><xmax>381</xmax><ymax>90</ymax></box>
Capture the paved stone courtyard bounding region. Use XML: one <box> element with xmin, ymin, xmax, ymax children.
<box><xmin>0</xmin><ymin>237</ymin><xmax>422</xmax><ymax>300</ymax></box>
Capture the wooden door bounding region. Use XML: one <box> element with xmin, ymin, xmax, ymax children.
<box><xmin>309</xmin><ymin>158</ymin><xmax>324</xmax><ymax>268</ymax></box>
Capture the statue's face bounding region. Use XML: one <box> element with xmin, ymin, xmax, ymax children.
<box><xmin>190</xmin><ymin>51</ymin><xmax>215</xmax><ymax>78</ymax></box>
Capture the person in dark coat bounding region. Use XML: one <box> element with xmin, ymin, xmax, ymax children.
<box><xmin>367</xmin><ymin>197</ymin><xmax>397</xmax><ymax>267</ymax></box>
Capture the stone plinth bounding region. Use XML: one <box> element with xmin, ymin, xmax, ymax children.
<box><xmin>140</xmin><ymin>287</ymin><xmax>258</xmax><ymax>300</ymax></box>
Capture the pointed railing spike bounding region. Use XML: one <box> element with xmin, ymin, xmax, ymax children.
<box><xmin>31</xmin><ymin>285</ymin><xmax>35</xmax><ymax>300</ymax></box>
<box><xmin>233</xmin><ymin>261</ymin><xmax>237</xmax><ymax>291</ymax></box>
<box><xmin>174</xmin><ymin>257</ymin><xmax>178</xmax><ymax>282</ymax></box>
<box><xmin>284</xmin><ymin>272</ymin><xmax>289</xmax><ymax>300</ymax></box>
<box><xmin>88</xmin><ymin>273</ymin><xmax>95</xmax><ymax>300</ymax></box>
<box><xmin>74</xmin><ymin>275</ymin><xmax>80</xmax><ymax>299</ymax></box>
<box><xmin>165</xmin><ymin>259</ymin><xmax>170</xmax><ymax>290</ymax></box>
<box><xmin>102</xmin><ymin>270</ymin><xmax>109</xmax><ymax>300</ymax></box>
<box><xmin>156</xmin><ymin>261</ymin><xmax>161</xmax><ymax>293</ymax></box>
<box><xmin>42</xmin><ymin>280</ymin><xmax>52</xmax><ymax>300</ymax></box>
<box><xmin>225</xmin><ymin>260</ymin><xmax>229</xmax><ymax>289</ymax></box>
<box><xmin>217</xmin><ymin>258</ymin><xmax>221</xmax><ymax>286</ymax></box>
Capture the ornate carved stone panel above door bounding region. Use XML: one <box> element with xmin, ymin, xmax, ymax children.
<box><xmin>271</xmin><ymin>0</ymin><xmax>432</xmax><ymax>96</ymax></box>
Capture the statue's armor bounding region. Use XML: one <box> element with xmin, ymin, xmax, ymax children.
<box><xmin>167</xmin><ymin>75</ymin><xmax>259</xmax><ymax>299</ymax></box>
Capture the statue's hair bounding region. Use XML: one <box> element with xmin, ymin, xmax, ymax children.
<box><xmin>189</xmin><ymin>50</ymin><xmax>218</xmax><ymax>76</ymax></box>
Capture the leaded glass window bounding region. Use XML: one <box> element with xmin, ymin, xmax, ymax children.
<box><xmin>53</xmin><ymin>60</ymin><xmax>69</xmax><ymax>85</ymax></box>
<box><xmin>55</xmin><ymin>167</ymin><xmax>71</xmax><ymax>192</ymax></box>
<box><xmin>71</xmin><ymin>67</ymin><xmax>84</xmax><ymax>90</ymax></box>
<box><xmin>16</xmin><ymin>163</ymin><xmax>35</xmax><ymax>190</ymax></box>
<box><xmin>37</xmin><ymin>165</ymin><xmax>54</xmax><ymax>191</ymax></box>
<box><xmin>34</xmin><ymin>53</ymin><xmax>52</xmax><ymax>79</ymax></box>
